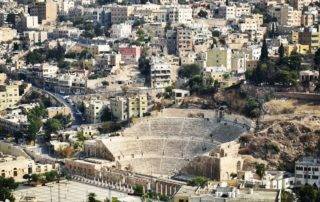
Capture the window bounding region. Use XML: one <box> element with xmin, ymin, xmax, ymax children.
<box><xmin>13</xmin><ymin>168</ymin><xmax>17</xmax><ymax>177</ymax></box>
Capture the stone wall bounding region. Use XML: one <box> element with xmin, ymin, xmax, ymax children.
<box><xmin>275</xmin><ymin>92</ymin><xmax>320</xmax><ymax>101</ymax></box>
<box><xmin>0</xmin><ymin>141</ymin><xmax>30</xmax><ymax>158</ymax></box>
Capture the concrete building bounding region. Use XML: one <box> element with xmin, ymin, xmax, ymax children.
<box><xmin>23</xmin><ymin>30</ymin><xmax>47</xmax><ymax>45</ymax></box>
<box><xmin>150</xmin><ymin>57</ymin><xmax>171</xmax><ymax>88</ymax></box>
<box><xmin>298</xmin><ymin>26</ymin><xmax>320</xmax><ymax>53</ymax></box>
<box><xmin>118</xmin><ymin>45</ymin><xmax>141</xmax><ymax>65</ymax></box>
<box><xmin>19</xmin><ymin>14</ymin><xmax>39</xmax><ymax>31</ymax></box>
<box><xmin>34</xmin><ymin>63</ymin><xmax>59</xmax><ymax>78</ymax></box>
<box><xmin>0</xmin><ymin>83</ymin><xmax>20</xmax><ymax>111</ymax></box>
<box><xmin>52</xmin><ymin>27</ymin><xmax>82</xmax><ymax>39</ymax></box>
<box><xmin>28</xmin><ymin>0</ymin><xmax>58</xmax><ymax>24</ymax></box>
<box><xmin>110</xmin><ymin>5</ymin><xmax>134</xmax><ymax>24</ymax></box>
<box><xmin>111</xmin><ymin>23</ymin><xmax>132</xmax><ymax>38</ymax></box>
<box><xmin>173</xmin><ymin>184</ymin><xmax>280</xmax><ymax>202</ymax></box>
<box><xmin>110</xmin><ymin>94</ymin><xmax>148</xmax><ymax>121</ymax></box>
<box><xmin>218</xmin><ymin>3</ymin><xmax>251</xmax><ymax>19</ymax></box>
<box><xmin>206</xmin><ymin>48</ymin><xmax>232</xmax><ymax>71</ymax></box>
<box><xmin>128</xmin><ymin>94</ymin><xmax>147</xmax><ymax>118</ymax></box>
<box><xmin>85</xmin><ymin>99</ymin><xmax>107</xmax><ymax>124</ymax></box>
<box><xmin>176</xmin><ymin>26</ymin><xmax>194</xmax><ymax>55</ymax></box>
<box><xmin>239</xmin><ymin>14</ymin><xmax>263</xmax><ymax>32</ymax></box>
<box><xmin>0</xmin><ymin>27</ymin><xmax>17</xmax><ymax>42</ymax></box>
<box><xmin>0</xmin><ymin>154</ymin><xmax>58</xmax><ymax>182</ymax></box>
<box><xmin>0</xmin><ymin>73</ymin><xmax>7</xmax><ymax>85</ymax></box>
<box><xmin>270</xmin><ymin>4</ymin><xmax>301</xmax><ymax>27</ymax></box>
<box><xmin>0</xmin><ymin>110</ymin><xmax>28</xmax><ymax>133</ymax></box>
<box><xmin>47</xmin><ymin>106</ymin><xmax>72</xmax><ymax>119</ymax></box>
<box><xmin>167</xmin><ymin>6</ymin><xmax>193</xmax><ymax>24</ymax></box>
<box><xmin>295</xmin><ymin>156</ymin><xmax>320</xmax><ymax>187</ymax></box>
<box><xmin>110</xmin><ymin>96</ymin><xmax>128</xmax><ymax>121</ymax></box>
<box><xmin>291</xmin><ymin>0</ymin><xmax>313</xmax><ymax>10</ymax></box>
<box><xmin>299</xmin><ymin>70</ymin><xmax>319</xmax><ymax>82</ymax></box>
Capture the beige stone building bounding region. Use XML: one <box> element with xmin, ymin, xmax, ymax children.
<box><xmin>110</xmin><ymin>94</ymin><xmax>148</xmax><ymax>121</ymax></box>
<box><xmin>0</xmin><ymin>27</ymin><xmax>17</xmax><ymax>42</ymax></box>
<box><xmin>0</xmin><ymin>83</ymin><xmax>20</xmax><ymax>111</ymax></box>
<box><xmin>0</xmin><ymin>154</ymin><xmax>58</xmax><ymax>182</ymax></box>
<box><xmin>270</xmin><ymin>4</ymin><xmax>301</xmax><ymax>27</ymax></box>
<box><xmin>0</xmin><ymin>73</ymin><xmax>6</xmax><ymax>85</ymax></box>
<box><xmin>128</xmin><ymin>94</ymin><xmax>147</xmax><ymax>118</ymax></box>
<box><xmin>47</xmin><ymin>106</ymin><xmax>72</xmax><ymax>119</ymax></box>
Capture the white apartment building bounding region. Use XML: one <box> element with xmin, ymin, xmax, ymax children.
<box><xmin>52</xmin><ymin>27</ymin><xmax>82</xmax><ymax>39</ymax></box>
<box><xmin>111</xmin><ymin>23</ymin><xmax>132</xmax><ymax>38</ymax></box>
<box><xmin>295</xmin><ymin>156</ymin><xmax>320</xmax><ymax>187</ymax></box>
<box><xmin>21</xmin><ymin>14</ymin><xmax>39</xmax><ymax>30</ymax></box>
<box><xmin>85</xmin><ymin>99</ymin><xmax>107</xmax><ymax>124</ymax></box>
<box><xmin>218</xmin><ymin>3</ymin><xmax>251</xmax><ymax>19</ymax></box>
<box><xmin>167</xmin><ymin>6</ymin><xmax>193</xmax><ymax>24</ymax></box>
<box><xmin>34</xmin><ymin>63</ymin><xmax>59</xmax><ymax>78</ymax></box>
<box><xmin>150</xmin><ymin>57</ymin><xmax>171</xmax><ymax>88</ymax></box>
<box><xmin>23</xmin><ymin>31</ymin><xmax>47</xmax><ymax>45</ymax></box>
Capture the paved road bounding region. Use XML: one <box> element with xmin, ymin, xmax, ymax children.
<box><xmin>32</xmin><ymin>87</ymin><xmax>82</xmax><ymax>125</ymax></box>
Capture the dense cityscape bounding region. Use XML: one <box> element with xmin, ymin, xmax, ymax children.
<box><xmin>0</xmin><ymin>0</ymin><xmax>320</xmax><ymax>201</ymax></box>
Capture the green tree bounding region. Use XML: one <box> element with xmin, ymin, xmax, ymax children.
<box><xmin>44</xmin><ymin>170</ymin><xmax>58</xmax><ymax>182</ymax></box>
<box><xmin>6</xmin><ymin>13</ymin><xmax>16</xmax><ymax>25</ymax></box>
<box><xmin>88</xmin><ymin>192</ymin><xmax>101</xmax><ymax>202</ymax></box>
<box><xmin>100</xmin><ymin>108</ymin><xmax>112</xmax><ymax>122</ymax></box>
<box><xmin>259</xmin><ymin>39</ymin><xmax>269</xmax><ymax>62</ymax></box>
<box><xmin>76</xmin><ymin>131</ymin><xmax>87</xmax><ymax>142</ymax></box>
<box><xmin>288</xmin><ymin>52</ymin><xmax>301</xmax><ymax>71</ymax></box>
<box><xmin>278</xmin><ymin>43</ymin><xmax>285</xmax><ymax>63</ymax></box>
<box><xmin>0</xmin><ymin>177</ymin><xmax>18</xmax><ymax>202</ymax></box>
<box><xmin>198</xmin><ymin>10</ymin><xmax>208</xmax><ymax>18</ymax></box>
<box><xmin>27</xmin><ymin>118</ymin><xmax>42</xmax><ymax>142</ymax></box>
<box><xmin>58</xmin><ymin>60</ymin><xmax>70</xmax><ymax>70</ymax></box>
<box><xmin>138</xmin><ymin>55</ymin><xmax>151</xmax><ymax>76</ymax></box>
<box><xmin>188</xmin><ymin>176</ymin><xmax>208</xmax><ymax>187</ymax></box>
<box><xmin>44</xmin><ymin>118</ymin><xmax>63</xmax><ymax>135</ymax></box>
<box><xmin>31</xmin><ymin>174</ymin><xmax>40</xmax><ymax>183</ymax></box>
<box><xmin>179</xmin><ymin>64</ymin><xmax>201</xmax><ymax>79</ymax></box>
<box><xmin>281</xmin><ymin>190</ymin><xmax>294</xmax><ymax>202</ymax></box>
<box><xmin>255</xmin><ymin>163</ymin><xmax>266</xmax><ymax>179</ymax></box>
<box><xmin>244</xmin><ymin>98</ymin><xmax>261</xmax><ymax>118</ymax></box>
<box><xmin>133</xmin><ymin>184</ymin><xmax>144</xmax><ymax>196</ymax></box>
<box><xmin>298</xmin><ymin>184</ymin><xmax>320</xmax><ymax>202</ymax></box>
<box><xmin>273</xmin><ymin>70</ymin><xmax>298</xmax><ymax>86</ymax></box>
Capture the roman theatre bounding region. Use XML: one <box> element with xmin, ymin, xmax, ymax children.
<box><xmin>84</xmin><ymin>108</ymin><xmax>252</xmax><ymax>180</ymax></box>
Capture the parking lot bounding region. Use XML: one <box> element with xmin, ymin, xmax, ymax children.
<box><xmin>14</xmin><ymin>181</ymin><xmax>141</xmax><ymax>202</ymax></box>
